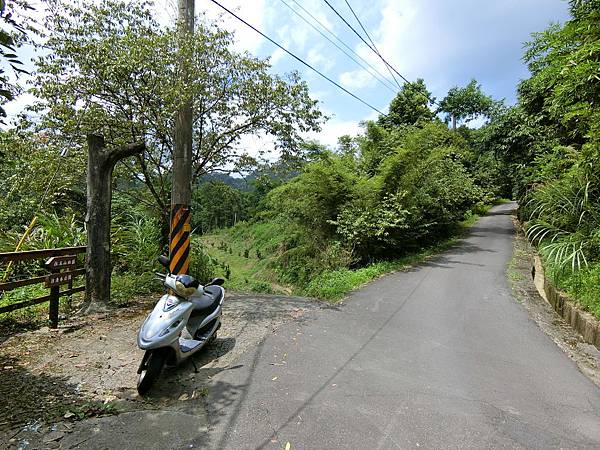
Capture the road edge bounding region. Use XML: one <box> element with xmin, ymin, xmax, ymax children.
<box><xmin>508</xmin><ymin>215</ymin><xmax>600</xmax><ymax>388</ymax></box>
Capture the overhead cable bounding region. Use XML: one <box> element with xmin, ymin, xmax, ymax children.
<box><xmin>208</xmin><ymin>0</ymin><xmax>386</xmax><ymax>116</ymax></box>
<box><xmin>282</xmin><ymin>0</ymin><xmax>398</xmax><ymax>93</ymax></box>
<box><xmin>343</xmin><ymin>0</ymin><xmax>401</xmax><ymax>88</ymax></box>
<box><xmin>321</xmin><ymin>0</ymin><xmax>437</xmax><ymax>105</ymax></box>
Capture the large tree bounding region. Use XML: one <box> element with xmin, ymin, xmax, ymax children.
<box><xmin>378</xmin><ymin>79</ymin><xmax>435</xmax><ymax>128</ymax></box>
<box><xmin>438</xmin><ymin>79</ymin><xmax>494</xmax><ymax>129</ymax></box>
<box><xmin>30</xmin><ymin>0</ymin><xmax>323</xmax><ymax>234</ymax></box>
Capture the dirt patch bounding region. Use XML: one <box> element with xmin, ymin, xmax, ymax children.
<box><xmin>509</xmin><ymin>217</ymin><xmax>600</xmax><ymax>387</ymax></box>
<box><xmin>0</xmin><ymin>292</ymin><xmax>320</xmax><ymax>448</ymax></box>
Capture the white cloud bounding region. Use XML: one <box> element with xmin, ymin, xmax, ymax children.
<box><xmin>3</xmin><ymin>92</ymin><xmax>37</xmax><ymax>120</ymax></box>
<box><xmin>269</xmin><ymin>47</ymin><xmax>286</xmax><ymax>65</ymax></box>
<box><xmin>274</xmin><ymin>20</ymin><xmax>308</xmax><ymax>53</ymax></box>
<box><xmin>353</xmin><ymin>0</ymin><xmax>419</xmax><ymax>83</ymax></box>
<box><xmin>200</xmin><ymin>0</ymin><xmax>269</xmax><ymax>54</ymax></box>
<box><xmin>306</xmin><ymin>46</ymin><xmax>333</xmax><ymax>72</ymax></box>
<box><xmin>306</xmin><ymin>117</ymin><xmax>365</xmax><ymax>149</ymax></box>
<box><xmin>237</xmin><ymin>132</ymin><xmax>277</xmax><ymax>161</ymax></box>
<box><xmin>339</xmin><ymin>69</ymin><xmax>378</xmax><ymax>90</ymax></box>
<box><xmin>153</xmin><ymin>0</ymin><xmax>178</xmax><ymax>27</ymax></box>
<box><xmin>297</xmin><ymin>0</ymin><xmax>334</xmax><ymax>31</ymax></box>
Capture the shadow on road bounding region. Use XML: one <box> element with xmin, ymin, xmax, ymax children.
<box><xmin>0</xmin><ymin>354</ymin><xmax>96</xmax><ymax>435</ymax></box>
<box><xmin>470</xmin><ymin>225</ymin><xmax>516</xmax><ymax>236</ymax></box>
<box><xmin>485</xmin><ymin>208</ymin><xmax>516</xmax><ymax>216</ymax></box>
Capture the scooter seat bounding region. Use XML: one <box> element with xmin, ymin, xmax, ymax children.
<box><xmin>190</xmin><ymin>285</ymin><xmax>223</xmax><ymax>316</ymax></box>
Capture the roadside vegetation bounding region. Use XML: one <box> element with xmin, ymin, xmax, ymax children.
<box><xmin>0</xmin><ymin>0</ymin><xmax>598</xmax><ymax>324</ymax></box>
<box><xmin>510</xmin><ymin>1</ymin><xmax>600</xmax><ymax>319</ymax></box>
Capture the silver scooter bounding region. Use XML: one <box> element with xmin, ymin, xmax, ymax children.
<box><xmin>136</xmin><ymin>255</ymin><xmax>225</xmax><ymax>394</ymax></box>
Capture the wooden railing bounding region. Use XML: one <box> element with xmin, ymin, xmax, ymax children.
<box><xmin>0</xmin><ymin>246</ymin><xmax>86</xmax><ymax>328</ymax></box>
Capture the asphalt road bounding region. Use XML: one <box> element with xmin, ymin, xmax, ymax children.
<box><xmin>208</xmin><ymin>202</ymin><xmax>600</xmax><ymax>449</ymax></box>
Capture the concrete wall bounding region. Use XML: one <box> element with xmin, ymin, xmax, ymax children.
<box><xmin>533</xmin><ymin>254</ymin><xmax>600</xmax><ymax>350</ymax></box>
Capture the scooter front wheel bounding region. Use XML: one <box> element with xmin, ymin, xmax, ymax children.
<box><xmin>137</xmin><ymin>348</ymin><xmax>168</xmax><ymax>395</ymax></box>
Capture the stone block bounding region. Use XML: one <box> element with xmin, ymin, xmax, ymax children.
<box><xmin>575</xmin><ymin>310</ymin><xmax>587</xmax><ymax>337</ymax></box>
<box><xmin>562</xmin><ymin>302</ymin><xmax>572</xmax><ymax>323</ymax></box>
<box><xmin>583</xmin><ymin>319</ymin><xmax>597</xmax><ymax>345</ymax></box>
<box><xmin>557</xmin><ymin>294</ymin><xmax>566</xmax><ymax>315</ymax></box>
<box><xmin>570</xmin><ymin>308</ymin><xmax>579</xmax><ymax>328</ymax></box>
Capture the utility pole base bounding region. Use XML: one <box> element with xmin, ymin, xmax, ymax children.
<box><xmin>169</xmin><ymin>204</ymin><xmax>191</xmax><ymax>275</ymax></box>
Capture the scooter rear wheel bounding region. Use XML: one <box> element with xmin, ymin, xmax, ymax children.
<box><xmin>137</xmin><ymin>348</ymin><xmax>168</xmax><ymax>395</ymax></box>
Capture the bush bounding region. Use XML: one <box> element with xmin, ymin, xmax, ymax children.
<box><xmin>547</xmin><ymin>262</ymin><xmax>600</xmax><ymax>319</ymax></box>
<box><xmin>335</xmin><ymin>192</ymin><xmax>412</xmax><ymax>260</ymax></box>
<box><xmin>112</xmin><ymin>213</ymin><xmax>161</xmax><ymax>274</ymax></box>
<box><xmin>111</xmin><ymin>272</ymin><xmax>157</xmax><ymax>306</ymax></box>
<box><xmin>189</xmin><ymin>236</ymin><xmax>216</xmax><ymax>283</ymax></box>
<box><xmin>266</xmin><ymin>152</ymin><xmax>359</xmax><ymax>240</ymax></box>
<box><xmin>249</xmin><ymin>280</ymin><xmax>273</xmax><ymax>294</ymax></box>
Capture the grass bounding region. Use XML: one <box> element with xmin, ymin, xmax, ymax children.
<box><xmin>543</xmin><ymin>259</ymin><xmax>600</xmax><ymax>319</ymax></box>
<box><xmin>111</xmin><ymin>271</ymin><xmax>158</xmax><ymax>306</ymax></box>
<box><xmin>507</xmin><ymin>243</ymin><xmax>528</xmax><ymax>283</ymax></box>
<box><xmin>305</xmin><ymin>238</ymin><xmax>461</xmax><ymax>301</ymax></box>
<box><xmin>0</xmin><ymin>282</ymin><xmax>84</xmax><ymax>331</ymax></box>
<box><xmin>200</xmin><ymin>222</ymin><xmax>293</xmax><ymax>295</ymax></box>
<box><xmin>202</xmin><ymin>202</ymin><xmax>501</xmax><ymax>302</ymax></box>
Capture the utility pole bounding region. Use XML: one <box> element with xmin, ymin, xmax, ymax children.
<box><xmin>170</xmin><ymin>0</ymin><xmax>194</xmax><ymax>275</ymax></box>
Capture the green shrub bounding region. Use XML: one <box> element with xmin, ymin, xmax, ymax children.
<box><xmin>112</xmin><ymin>213</ymin><xmax>161</xmax><ymax>275</ymax></box>
<box><xmin>547</xmin><ymin>262</ymin><xmax>600</xmax><ymax>318</ymax></box>
<box><xmin>189</xmin><ymin>237</ymin><xmax>216</xmax><ymax>283</ymax></box>
<box><xmin>525</xmin><ymin>172</ymin><xmax>600</xmax><ymax>270</ymax></box>
<box><xmin>250</xmin><ymin>281</ymin><xmax>273</xmax><ymax>294</ymax></box>
<box><xmin>111</xmin><ymin>272</ymin><xmax>157</xmax><ymax>306</ymax></box>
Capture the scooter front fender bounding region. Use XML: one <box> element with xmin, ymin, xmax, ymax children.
<box><xmin>137</xmin><ymin>294</ymin><xmax>193</xmax><ymax>350</ymax></box>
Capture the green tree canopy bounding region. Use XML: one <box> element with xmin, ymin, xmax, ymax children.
<box><xmin>30</xmin><ymin>0</ymin><xmax>324</xmax><ymax>224</ymax></box>
<box><xmin>0</xmin><ymin>0</ymin><xmax>34</xmax><ymax>122</ymax></box>
<box><xmin>519</xmin><ymin>0</ymin><xmax>600</xmax><ymax>145</ymax></box>
<box><xmin>438</xmin><ymin>79</ymin><xmax>495</xmax><ymax>129</ymax></box>
<box><xmin>378</xmin><ymin>79</ymin><xmax>435</xmax><ymax>128</ymax></box>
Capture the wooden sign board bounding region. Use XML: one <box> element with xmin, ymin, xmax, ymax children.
<box><xmin>45</xmin><ymin>255</ymin><xmax>77</xmax><ymax>270</ymax></box>
<box><xmin>46</xmin><ymin>272</ymin><xmax>74</xmax><ymax>288</ymax></box>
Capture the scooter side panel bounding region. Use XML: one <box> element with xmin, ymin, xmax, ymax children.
<box><xmin>137</xmin><ymin>294</ymin><xmax>193</xmax><ymax>349</ymax></box>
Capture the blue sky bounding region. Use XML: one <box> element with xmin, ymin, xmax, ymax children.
<box><xmin>198</xmin><ymin>0</ymin><xmax>570</xmax><ymax>147</ymax></box>
<box><xmin>5</xmin><ymin>0</ymin><xmax>570</xmax><ymax>150</ymax></box>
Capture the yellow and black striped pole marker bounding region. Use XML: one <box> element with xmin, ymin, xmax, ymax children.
<box><xmin>169</xmin><ymin>204</ymin><xmax>191</xmax><ymax>275</ymax></box>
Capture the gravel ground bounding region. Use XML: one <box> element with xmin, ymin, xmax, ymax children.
<box><xmin>0</xmin><ymin>292</ymin><xmax>320</xmax><ymax>449</ymax></box>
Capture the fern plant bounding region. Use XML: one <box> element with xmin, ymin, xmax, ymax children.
<box><xmin>525</xmin><ymin>173</ymin><xmax>600</xmax><ymax>270</ymax></box>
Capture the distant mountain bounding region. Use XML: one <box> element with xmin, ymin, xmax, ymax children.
<box><xmin>198</xmin><ymin>162</ymin><xmax>301</xmax><ymax>192</ymax></box>
<box><xmin>197</xmin><ymin>173</ymin><xmax>252</xmax><ymax>191</ymax></box>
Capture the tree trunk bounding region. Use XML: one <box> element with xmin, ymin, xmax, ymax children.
<box><xmin>83</xmin><ymin>135</ymin><xmax>145</xmax><ymax>313</ymax></box>
<box><xmin>452</xmin><ymin>114</ymin><xmax>457</xmax><ymax>130</ymax></box>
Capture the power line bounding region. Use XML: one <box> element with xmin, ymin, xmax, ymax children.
<box><xmin>282</xmin><ymin>0</ymin><xmax>398</xmax><ymax>94</ymax></box>
<box><xmin>321</xmin><ymin>0</ymin><xmax>410</xmax><ymax>85</ymax></box>
<box><xmin>343</xmin><ymin>0</ymin><xmax>401</xmax><ymax>89</ymax></box>
<box><xmin>208</xmin><ymin>0</ymin><xmax>386</xmax><ymax>116</ymax></box>
<box><xmin>321</xmin><ymin>0</ymin><xmax>438</xmax><ymax>105</ymax></box>
<box><xmin>278</xmin><ymin>0</ymin><xmax>396</xmax><ymax>94</ymax></box>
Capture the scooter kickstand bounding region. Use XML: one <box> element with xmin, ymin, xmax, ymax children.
<box><xmin>191</xmin><ymin>358</ymin><xmax>199</xmax><ymax>373</ymax></box>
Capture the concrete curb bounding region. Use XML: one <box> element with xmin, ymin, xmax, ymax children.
<box><xmin>532</xmin><ymin>253</ymin><xmax>600</xmax><ymax>350</ymax></box>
